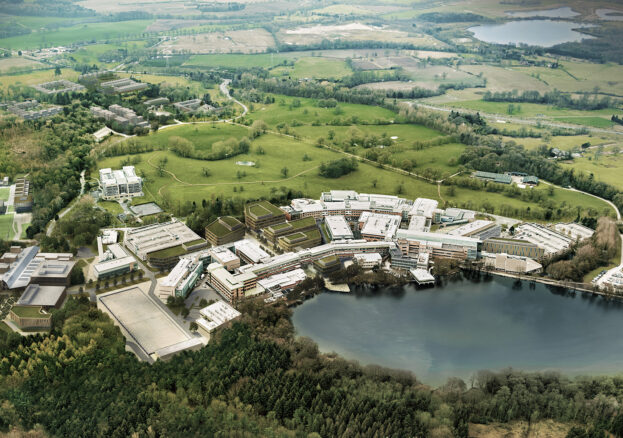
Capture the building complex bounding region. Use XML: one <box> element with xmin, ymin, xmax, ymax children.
<box><xmin>99</xmin><ymin>166</ymin><xmax>143</xmax><ymax>200</ymax></box>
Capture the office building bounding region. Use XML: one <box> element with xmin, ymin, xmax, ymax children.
<box><xmin>277</xmin><ymin>229</ymin><xmax>322</xmax><ymax>252</ymax></box>
<box><xmin>482</xmin><ymin>237</ymin><xmax>545</xmax><ymax>259</ymax></box>
<box><xmin>17</xmin><ymin>284</ymin><xmax>66</xmax><ymax>309</ymax></box>
<box><xmin>159</xmin><ymin>255</ymin><xmax>204</xmax><ymax>300</ymax></box>
<box><xmin>209</xmin><ymin>246</ymin><xmax>240</xmax><ymax>271</ymax></box>
<box><xmin>205</xmin><ymin>216</ymin><xmax>245</xmax><ymax>246</ymax></box>
<box><xmin>234</xmin><ymin>239</ymin><xmax>270</xmax><ymax>264</ymax></box>
<box><xmin>313</xmin><ymin>254</ymin><xmax>341</xmax><ymax>274</ymax></box>
<box><xmin>410</xmin><ymin>198</ymin><xmax>438</xmax><ymax>220</ymax></box>
<box><xmin>206</xmin><ymin>263</ymin><xmax>257</xmax><ymax>304</ymax></box>
<box><xmin>244</xmin><ymin>200</ymin><xmax>287</xmax><ymax>231</ymax></box>
<box><xmin>124</xmin><ymin>220</ymin><xmax>207</xmax><ymax>268</ymax></box>
<box><xmin>13</xmin><ymin>178</ymin><xmax>33</xmax><ymax>212</ymax></box>
<box><xmin>324</xmin><ymin>216</ymin><xmax>353</xmax><ymax>241</ymax></box>
<box><xmin>483</xmin><ymin>253</ymin><xmax>542</xmax><ymax>274</ymax></box>
<box><xmin>263</xmin><ymin>216</ymin><xmax>317</xmax><ymax>245</ymax></box>
<box><xmin>447</xmin><ymin>220</ymin><xmax>501</xmax><ymax>240</ymax></box>
<box><xmin>99</xmin><ymin>166</ymin><xmax>143</xmax><ymax>200</ymax></box>
<box><xmin>195</xmin><ymin>301</ymin><xmax>241</xmax><ymax>336</ymax></box>
<box><xmin>358</xmin><ymin>212</ymin><xmax>401</xmax><ymax>241</ymax></box>
<box><xmin>396</xmin><ymin>230</ymin><xmax>481</xmax><ymax>261</ymax></box>
<box><xmin>257</xmin><ymin>268</ymin><xmax>307</xmax><ymax>294</ymax></box>
<box><xmin>100</xmin><ymin>77</ymin><xmax>148</xmax><ymax>94</ymax></box>
<box><xmin>8</xmin><ymin>306</ymin><xmax>52</xmax><ymax>330</ymax></box>
<box><xmin>93</xmin><ymin>243</ymin><xmax>138</xmax><ymax>280</ymax></box>
<box><xmin>354</xmin><ymin>253</ymin><xmax>382</xmax><ymax>269</ymax></box>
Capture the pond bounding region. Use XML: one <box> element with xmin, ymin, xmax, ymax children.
<box><xmin>469</xmin><ymin>20</ymin><xmax>593</xmax><ymax>47</ymax></box>
<box><xmin>292</xmin><ymin>275</ymin><xmax>623</xmax><ymax>385</ymax></box>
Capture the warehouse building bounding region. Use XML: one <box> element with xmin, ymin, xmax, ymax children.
<box><xmin>99</xmin><ymin>166</ymin><xmax>143</xmax><ymax>200</ymax></box>
<box><xmin>324</xmin><ymin>216</ymin><xmax>354</xmax><ymax>241</ymax></box>
<box><xmin>262</xmin><ymin>216</ymin><xmax>317</xmax><ymax>245</ymax></box>
<box><xmin>482</xmin><ymin>237</ymin><xmax>545</xmax><ymax>259</ymax></box>
<box><xmin>205</xmin><ymin>216</ymin><xmax>245</xmax><ymax>246</ymax></box>
<box><xmin>514</xmin><ymin>223</ymin><xmax>573</xmax><ymax>255</ymax></box>
<box><xmin>244</xmin><ymin>200</ymin><xmax>287</xmax><ymax>231</ymax></box>
<box><xmin>474</xmin><ymin>171</ymin><xmax>512</xmax><ymax>184</ymax></box>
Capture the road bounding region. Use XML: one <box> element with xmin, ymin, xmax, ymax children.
<box><xmin>46</xmin><ymin>169</ymin><xmax>86</xmax><ymax>237</ymax></box>
<box><xmin>412</xmin><ymin>102</ymin><xmax>623</xmax><ymax>137</ymax></box>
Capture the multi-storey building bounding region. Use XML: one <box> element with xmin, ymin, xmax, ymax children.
<box><xmin>482</xmin><ymin>237</ymin><xmax>545</xmax><ymax>259</ymax></box>
<box><xmin>205</xmin><ymin>216</ymin><xmax>245</xmax><ymax>246</ymax></box>
<box><xmin>262</xmin><ymin>217</ymin><xmax>317</xmax><ymax>244</ymax></box>
<box><xmin>395</xmin><ymin>230</ymin><xmax>481</xmax><ymax>261</ymax></box>
<box><xmin>244</xmin><ymin>200</ymin><xmax>287</xmax><ymax>231</ymax></box>
<box><xmin>99</xmin><ymin>166</ymin><xmax>143</xmax><ymax>200</ymax></box>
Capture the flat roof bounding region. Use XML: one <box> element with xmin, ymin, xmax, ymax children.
<box><xmin>17</xmin><ymin>284</ymin><xmax>65</xmax><ymax>307</ymax></box>
<box><xmin>447</xmin><ymin>220</ymin><xmax>496</xmax><ymax>236</ymax></box>
<box><xmin>246</xmin><ymin>200</ymin><xmax>285</xmax><ymax>218</ymax></box>
<box><xmin>210</xmin><ymin>247</ymin><xmax>239</xmax><ymax>264</ymax></box>
<box><xmin>234</xmin><ymin>239</ymin><xmax>270</xmax><ymax>263</ymax></box>
<box><xmin>360</xmin><ymin>212</ymin><xmax>401</xmax><ymax>239</ymax></box>
<box><xmin>98</xmin><ymin>286</ymin><xmax>193</xmax><ymax>356</ymax></box>
<box><xmin>325</xmin><ymin>216</ymin><xmax>353</xmax><ymax>239</ymax></box>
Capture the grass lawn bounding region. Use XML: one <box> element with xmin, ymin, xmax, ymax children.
<box><xmin>445</xmin><ymin>100</ymin><xmax>623</xmax><ymax>119</ymax></box>
<box><xmin>0</xmin><ymin>187</ymin><xmax>9</xmax><ymax>201</ymax></box>
<box><xmin>0</xmin><ymin>321</ymin><xmax>11</xmax><ymax>334</ymax></box>
<box><xmin>96</xmin><ymin>128</ymin><xmax>614</xmax><ymax>221</ymax></box>
<box><xmin>554</xmin><ymin>117</ymin><xmax>614</xmax><ymax>128</ymax></box>
<box><xmin>291</xmin><ymin>123</ymin><xmax>442</xmax><ymax>146</ymax></box>
<box><xmin>560</xmin><ymin>153</ymin><xmax>623</xmax><ymax>190</ymax></box>
<box><xmin>0</xmin><ymin>20</ymin><xmax>153</xmax><ymax>50</ymax></box>
<box><xmin>0</xmin><ymin>69</ymin><xmax>78</xmax><ymax>90</ymax></box>
<box><xmin>150</xmin><ymin>123</ymin><xmax>250</xmax><ymax>152</ymax></box>
<box><xmin>247</xmin><ymin>94</ymin><xmax>398</xmax><ymax>128</ymax></box>
<box><xmin>69</xmin><ymin>41</ymin><xmax>147</xmax><ymax>66</ymax></box>
<box><xmin>184</xmin><ymin>53</ymin><xmax>297</xmax><ymax>69</ymax></box>
<box><xmin>98</xmin><ymin>200</ymin><xmax>124</xmax><ymax>215</ymax></box>
<box><xmin>0</xmin><ymin>214</ymin><xmax>14</xmax><ymax>240</ymax></box>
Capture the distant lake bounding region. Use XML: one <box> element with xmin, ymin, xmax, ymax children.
<box><xmin>596</xmin><ymin>9</ymin><xmax>623</xmax><ymax>22</ymax></box>
<box><xmin>292</xmin><ymin>276</ymin><xmax>623</xmax><ymax>386</ymax></box>
<box><xmin>506</xmin><ymin>7</ymin><xmax>579</xmax><ymax>18</ymax></box>
<box><xmin>469</xmin><ymin>20</ymin><xmax>593</xmax><ymax>47</ymax></box>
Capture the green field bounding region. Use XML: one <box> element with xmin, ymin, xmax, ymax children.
<box><xmin>270</xmin><ymin>57</ymin><xmax>352</xmax><ymax>80</ymax></box>
<box><xmin>0</xmin><ymin>214</ymin><xmax>14</xmax><ymax>240</ymax></box>
<box><xmin>445</xmin><ymin>100</ymin><xmax>623</xmax><ymax>120</ymax></box>
<box><xmin>0</xmin><ymin>20</ymin><xmax>153</xmax><ymax>50</ymax></box>
<box><xmin>96</xmin><ymin>125</ymin><xmax>615</xmax><ymax>221</ymax></box>
<box><xmin>561</xmin><ymin>152</ymin><xmax>623</xmax><ymax>190</ymax></box>
<box><xmin>0</xmin><ymin>187</ymin><xmax>9</xmax><ymax>201</ymax></box>
<box><xmin>148</xmin><ymin>123</ymin><xmax>250</xmax><ymax>151</ymax></box>
<box><xmin>184</xmin><ymin>53</ymin><xmax>297</xmax><ymax>69</ymax></box>
<box><xmin>69</xmin><ymin>41</ymin><xmax>147</xmax><ymax>65</ymax></box>
<box><xmin>554</xmin><ymin>117</ymin><xmax>615</xmax><ymax>128</ymax></box>
<box><xmin>247</xmin><ymin>95</ymin><xmax>397</xmax><ymax>127</ymax></box>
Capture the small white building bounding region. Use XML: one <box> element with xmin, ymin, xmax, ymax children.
<box><xmin>195</xmin><ymin>301</ymin><xmax>241</xmax><ymax>337</ymax></box>
<box><xmin>353</xmin><ymin>253</ymin><xmax>382</xmax><ymax>269</ymax></box>
<box><xmin>99</xmin><ymin>166</ymin><xmax>143</xmax><ymax>200</ymax></box>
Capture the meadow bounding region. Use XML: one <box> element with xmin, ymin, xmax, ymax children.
<box><xmin>0</xmin><ymin>20</ymin><xmax>153</xmax><ymax>50</ymax></box>
<box><xmin>560</xmin><ymin>151</ymin><xmax>623</xmax><ymax>190</ymax></box>
<box><xmin>142</xmin><ymin>123</ymin><xmax>250</xmax><ymax>152</ymax></box>
<box><xmin>270</xmin><ymin>57</ymin><xmax>352</xmax><ymax>80</ymax></box>
<box><xmin>96</xmin><ymin>121</ymin><xmax>615</xmax><ymax>221</ymax></box>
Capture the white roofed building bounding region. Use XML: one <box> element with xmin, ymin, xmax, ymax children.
<box><xmin>99</xmin><ymin>166</ymin><xmax>143</xmax><ymax>200</ymax></box>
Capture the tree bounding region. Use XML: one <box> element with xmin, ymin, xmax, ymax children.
<box><xmin>281</xmin><ymin>167</ymin><xmax>289</xmax><ymax>178</ymax></box>
<box><xmin>181</xmin><ymin>307</ymin><xmax>190</xmax><ymax>318</ymax></box>
<box><xmin>54</xmin><ymin>66</ymin><xmax>61</xmax><ymax>76</ymax></box>
<box><xmin>189</xmin><ymin>321</ymin><xmax>198</xmax><ymax>331</ymax></box>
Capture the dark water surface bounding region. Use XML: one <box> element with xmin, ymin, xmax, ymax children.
<box><xmin>469</xmin><ymin>20</ymin><xmax>592</xmax><ymax>47</ymax></box>
<box><xmin>292</xmin><ymin>276</ymin><xmax>623</xmax><ymax>385</ymax></box>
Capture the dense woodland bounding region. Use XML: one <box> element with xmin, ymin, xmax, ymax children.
<box><xmin>2</xmin><ymin>297</ymin><xmax>623</xmax><ymax>437</ymax></box>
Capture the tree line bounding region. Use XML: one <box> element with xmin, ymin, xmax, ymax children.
<box><xmin>483</xmin><ymin>90</ymin><xmax>618</xmax><ymax>111</ymax></box>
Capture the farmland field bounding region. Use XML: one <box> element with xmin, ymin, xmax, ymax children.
<box><xmin>270</xmin><ymin>57</ymin><xmax>352</xmax><ymax>80</ymax></box>
<box><xmin>0</xmin><ymin>20</ymin><xmax>154</xmax><ymax>50</ymax></box>
<box><xmin>0</xmin><ymin>57</ymin><xmax>45</xmax><ymax>74</ymax></box>
<box><xmin>158</xmin><ymin>29</ymin><xmax>276</xmax><ymax>55</ymax></box>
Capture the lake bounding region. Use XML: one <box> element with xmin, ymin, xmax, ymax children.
<box><xmin>292</xmin><ymin>275</ymin><xmax>623</xmax><ymax>386</ymax></box>
<box><xmin>506</xmin><ymin>7</ymin><xmax>579</xmax><ymax>18</ymax></box>
<box><xmin>469</xmin><ymin>20</ymin><xmax>593</xmax><ymax>47</ymax></box>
